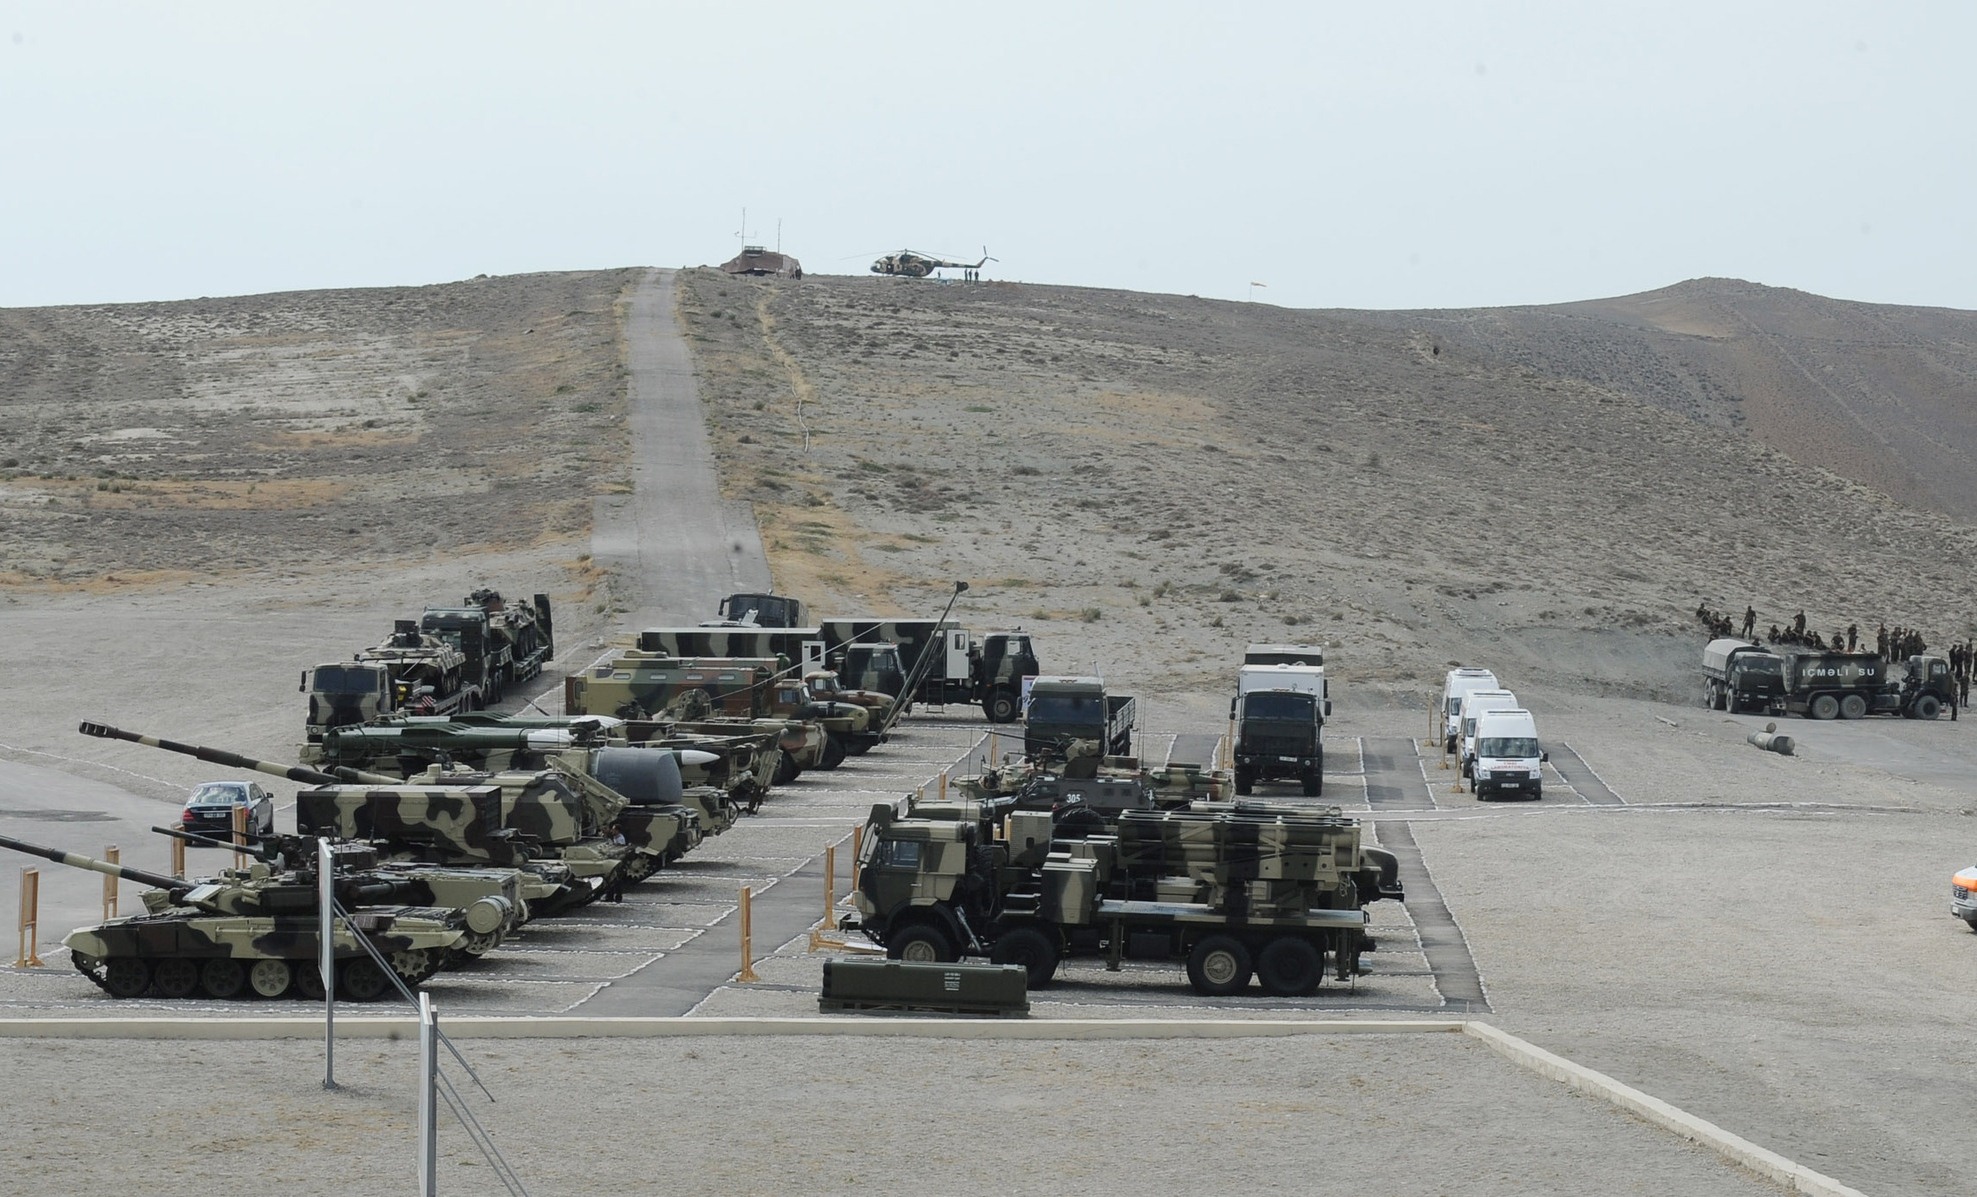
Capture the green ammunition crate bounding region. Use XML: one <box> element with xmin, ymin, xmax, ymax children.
<box><xmin>819</xmin><ymin>959</ymin><xmax>1029</xmax><ymax>1017</ymax></box>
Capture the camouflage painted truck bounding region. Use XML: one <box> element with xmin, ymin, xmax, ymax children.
<box><xmin>419</xmin><ymin>589</ymin><xmax>555</xmax><ymax>705</ymax></box>
<box><xmin>0</xmin><ymin>832</ymin><xmax>476</xmax><ymax>1001</ymax></box>
<box><xmin>1775</xmin><ymin>648</ymin><xmax>1956</xmax><ymax>720</ymax></box>
<box><xmin>83</xmin><ymin>722</ymin><xmax>694</xmax><ymax>902</ymax></box>
<box><xmin>301</xmin><ymin>620</ymin><xmax>481</xmax><ymax>750</ymax></box>
<box><xmin>847</xmin><ymin>797</ymin><xmax>1402</xmax><ymax>996</ymax></box>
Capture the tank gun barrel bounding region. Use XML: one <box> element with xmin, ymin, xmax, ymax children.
<box><xmin>79</xmin><ymin>721</ymin><xmax>403</xmax><ymax>786</ymax></box>
<box><xmin>0</xmin><ymin>831</ymin><xmax>190</xmax><ymax>893</ymax></box>
<box><xmin>153</xmin><ymin>825</ymin><xmax>282</xmax><ymax>863</ymax></box>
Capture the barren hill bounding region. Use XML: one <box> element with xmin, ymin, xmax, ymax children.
<box><xmin>677</xmin><ymin>271</ymin><xmax>1977</xmax><ymax>704</ymax></box>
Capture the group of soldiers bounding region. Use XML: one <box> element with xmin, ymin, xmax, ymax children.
<box><xmin>1696</xmin><ymin>601</ymin><xmax>1954</xmax><ymax>661</ymax></box>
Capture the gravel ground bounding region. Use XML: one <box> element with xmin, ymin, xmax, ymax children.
<box><xmin>0</xmin><ymin>1033</ymin><xmax>1793</xmax><ymax>1197</ymax></box>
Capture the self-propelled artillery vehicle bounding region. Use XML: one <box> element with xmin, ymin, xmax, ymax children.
<box><xmin>0</xmin><ymin>832</ymin><xmax>477</xmax><ymax>1001</ymax></box>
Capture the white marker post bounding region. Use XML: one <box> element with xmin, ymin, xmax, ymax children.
<box><xmin>418</xmin><ymin>991</ymin><xmax>437</xmax><ymax>1197</ymax></box>
<box><xmin>319</xmin><ymin>837</ymin><xmax>335</xmax><ymax>1090</ymax></box>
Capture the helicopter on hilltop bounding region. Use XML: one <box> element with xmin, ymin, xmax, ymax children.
<box><xmin>870</xmin><ymin>247</ymin><xmax>994</xmax><ymax>280</ymax></box>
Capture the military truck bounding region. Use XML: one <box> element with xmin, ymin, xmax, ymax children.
<box><xmin>419</xmin><ymin>590</ymin><xmax>554</xmax><ymax>704</ymax></box>
<box><xmin>1024</xmin><ymin>676</ymin><xmax>1135</xmax><ymax>759</ymax></box>
<box><xmin>633</xmin><ymin>625</ymin><xmax>825</xmax><ymax>669</ymax></box>
<box><xmin>847</xmin><ymin>796</ymin><xmax>1401</xmax><ymax>995</ymax></box>
<box><xmin>1230</xmin><ymin>662</ymin><xmax>1330</xmax><ymax>797</ymax></box>
<box><xmin>301</xmin><ymin>620</ymin><xmax>479</xmax><ymax>747</ymax></box>
<box><xmin>1701</xmin><ymin>638</ymin><xmax>1785</xmax><ymax>713</ymax></box>
<box><xmin>818</xmin><ymin>620</ymin><xmax>1038</xmax><ymax>723</ymax></box>
<box><xmin>1245</xmin><ymin>643</ymin><xmax>1325</xmax><ymax>667</ymax></box>
<box><xmin>1777</xmin><ymin>649</ymin><xmax>1955</xmax><ymax>720</ymax></box>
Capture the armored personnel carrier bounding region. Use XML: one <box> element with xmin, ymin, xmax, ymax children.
<box><xmin>0</xmin><ymin>832</ymin><xmax>475</xmax><ymax>1001</ymax></box>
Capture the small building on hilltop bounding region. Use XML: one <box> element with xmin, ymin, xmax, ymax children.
<box><xmin>719</xmin><ymin>246</ymin><xmax>803</xmax><ymax>279</ymax></box>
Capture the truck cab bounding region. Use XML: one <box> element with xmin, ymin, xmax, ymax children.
<box><xmin>1229</xmin><ymin>662</ymin><xmax>1330</xmax><ymax>797</ymax></box>
<box><xmin>716</xmin><ymin>593</ymin><xmax>808</xmax><ymax>628</ymax></box>
<box><xmin>1470</xmin><ymin>709</ymin><xmax>1545</xmax><ymax>801</ymax></box>
<box><xmin>1024</xmin><ymin>676</ymin><xmax>1134</xmax><ymax>760</ymax></box>
<box><xmin>301</xmin><ymin>662</ymin><xmax>392</xmax><ymax>744</ymax></box>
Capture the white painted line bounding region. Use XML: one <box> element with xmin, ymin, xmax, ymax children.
<box><xmin>1463</xmin><ymin>1022</ymin><xmax>1865</xmax><ymax>1197</ymax></box>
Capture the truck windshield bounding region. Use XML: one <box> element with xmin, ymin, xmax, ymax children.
<box><xmin>1243</xmin><ymin>692</ymin><xmax>1314</xmax><ymax>721</ymax></box>
<box><xmin>1478</xmin><ymin>737</ymin><xmax>1538</xmax><ymax>758</ymax></box>
<box><xmin>1738</xmin><ymin>657</ymin><xmax>1782</xmax><ymax>676</ymax></box>
<box><xmin>1029</xmin><ymin>693</ymin><xmax>1101</xmax><ymax>723</ymax></box>
<box><xmin>312</xmin><ymin>666</ymin><xmax>383</xmax><ymax>695</ymax></box>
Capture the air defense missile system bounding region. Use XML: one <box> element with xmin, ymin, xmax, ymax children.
<box><xmin>0</xmin><ymin>832</ymin><xmax>476</xmax><ymax>1001</ymax></box>
<box><xmin>80</xmin><ymin>722</ymin><xmax>695</xmax><ymax>901</ymax></box>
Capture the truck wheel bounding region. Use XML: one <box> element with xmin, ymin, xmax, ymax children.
<box><xmin>1809</xmin><ymin>694</ymin><xmax>1840</xmax><ymax>720</ymax></box>
<box><xmin>887</xmin><ymin>923</ymin><xmax>957</xmax><ymax>964</ymax></box>
<box><xmin>1301</xmin><ymin>769</ymin><xmax>1322</xmax><ymax>798</ymax></box>
<box><xmin>1186</xmin><ymin>934</ymin><xmax>1253</xmax><ymax>996</ymax></box>
<box><xmin>1256</xmin><ymin>936</ymin><xmax>1323</xmax><ymax>997</ymax></box>
<box><xmin>818</xmin><ymin>734</ymin><xmax>848</xmax><ymax>771</ymax></box>
<box><xmin>988</xmin><ymin>926</ymin><xmax>1059</xmax><ymax>988</ymax></box>
<box><xmin>1914</xmin><ymin>694</ymin><xmax>1943</xmax><ymax>721</ymax></box>
<box><xmin>984</xmin><ymin>688</ymin><xmax>1020</xmax><ymax>724</ymax></box>
<box><xmin>1234</xmin><ymin>768</ymin><xmax>1254</xmax><ymax>797</ymax></box>
<box><xmin>772</xmin><ymin>750</ymin><xmax>799</xmax><ymax>786</ymax></box>
<box><xmin>1839</xmin><ymin>694</ymin><xmax>1868</xmax><ymax>720</ymax></box>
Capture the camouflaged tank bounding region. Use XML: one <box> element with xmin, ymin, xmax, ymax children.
<box><xmin>160</xmin><ymin>824</ymin><xmax>528</xmax><ymax>960</ymax></box>
<box><xmin>79</xmin><ymin>722</ymin><xmax>666</xmax><ymax>907</ymax></box>
<box><xmin>0</xmin><ymin>832</ymin><xmax>475</xmax><ymax>1001</ymax></box>
<box><xmin>563</xmin><ymin>652</ymin><xmax>839</xmax><ymax>776</ymax></box>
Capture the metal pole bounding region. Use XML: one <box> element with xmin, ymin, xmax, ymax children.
<box><xmin>418</xmin><ymin>991</ymin><xmax>437</xmax><ymax>1197</ymax></box>
<box><xmin>102</xmin><ymin>846</ymin><xmax>119</xmax><ymax>920</ymax></box>
<box><xmin>824</xmin><ymin>844</ymin><xmax>836</xmax><ymax>927</ymax></box>
<box><xmin>319</xmin><ymin>837</ymin><xmax>336</xmax><ymax>1090</ymax></box>
<box><xmin>851</xmin><ymin>826</ymin><xmax>863</xmax><ymax>891</ymax></box>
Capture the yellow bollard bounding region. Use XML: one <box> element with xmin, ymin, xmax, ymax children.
<box><xmin>170</xmin><ymin>835</ymin><xmax>185</xmax><ymax>880</ymax></box>
<box><xmin>824</xmin><ymin>844</ymin><xmax>836</xmax><ymax>921</ymax></box>
<box><xmin>737</xmin><ymin>885</ymin><xmax>759</xmax><ymax>982</ymax></box>
<box><xmin>102</xmin><ymin>845</ymin><xmax>120</xmax><ymax>921</ymax></box>
<box><xmin>938</xmin><ymin>772</ymin><xmax>947</xmax><ymax>801</ymax></box>
<box><xmin>15</xmin><ymin>867</ymin><xmax>43</xmax><ymax>968</ymax></box>
<box><xmin>232</xmin><ymin>805</ymin><xmax>249</xmax><ymax>871</ymax></box>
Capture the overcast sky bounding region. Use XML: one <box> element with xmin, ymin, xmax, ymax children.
<box><xmin>3</xmin><ymin>2</ymin><xmax>1971</xmax><ymax>312</ymax></box>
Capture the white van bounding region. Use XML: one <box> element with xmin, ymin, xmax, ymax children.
<box><xmin>1458</xmin><ymin>689</ymin><xmax>1519</xmax><ymax>777</ymax></box>
<box><xmin>1470</xmin><ymin>708</ymin><xmax>1545</xmax><ymax>801</ymax></box>
<box><xmin>1441</xmin><ymin>668</ymin><xmax>1500</xmax><ymax>752</ymax></box>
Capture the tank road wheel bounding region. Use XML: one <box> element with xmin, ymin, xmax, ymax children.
<box><xmin>988</xmin><ymin>926</ymin><xmax>1061</xmax><ymax>988</ymax></box>
<box><xmin>1914</xmin><ymin>694</ymin><xmax>1943</xmax><ymax>721</ymax></box>
<box><xmin>152</xmin><ymin>958</ymin><xmax>200</xmax><ymax>999</ymax></box>
<box><xmin>1186</xmin><ymin>934</ymin><xmax>1254</xmax><ymax>996</ymax></box>
<box><xmin>249</xmin><ymin>959</ymin><xmax>293</xmax><ymax>999</ymax></box>
<box><xmin>338</xmin><ymin>958</ymin><xmax>391</xmax><ymax>1002</ymax></box>
<box><xmin>293</xmin><ymin>964</ymin><xmax>327</xmax><ymax>1001</ymax></box>
<box><xmin>1839</xmin><ymin>694</ymin><xmax>1869</xmax><ymax>720</ymax></box>
<box><xmin>1256</xmin><ymin>936</ymin><xmax>1324</xmax><ymax>997</ymax></box>
<box><xmin>819</xmin><ymin>733</ymin><xmax>848</xmax><ymax>771</ymax></box>
<box><xmin>886</xmin><ymin>923</ymin><xmax>958</xmax><ymax>964</ymax></box>
<box><xmin>103</xmin><ymin>958</ymin><xmax>152</xmax><ymax>999</ymax></box>
<box><xmin>199</xmin><ymin>958</ymin><xmax>247</xmax><ymax>999</ymax></box>
<box><xmin>1809</xmin><ymin>694</ymin><xmax>1841</xmax><ymax>721</ymax></box>
<box><xmin>984</xmin><ymin>688</ymin><xmax>1020</xmax><ymax>724</ymax></box>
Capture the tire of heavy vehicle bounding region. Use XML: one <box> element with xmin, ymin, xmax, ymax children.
<box><xmin>1529</xmin><ymin>782</ymin><xmax>1543</xmax><ymax>802</ymax></box>
<box><xmin>1255</xmin><ymin>936</ymin><xmax>1323</xmax><ymax>997</ymax></box>
<box><xmin>1186</xmin><ymin>934</ymin><xmax>1254</xmax><ymax>997</ymax></box>
<box><xmin>818</xmin><ymin>733</ymin><xmax>847</xmax><ymax>771</ymax></box>
<box><xmin>886</xmin><ymin>923</ymin><xmax>957</xmax><ymax>964</ymax></box>
<box><xmin>1839</xmin><ymin>694</ymin><xmax>1869</xmax><ymax>720</ymax></box>
<box><xmin>988</xmin><ymin>926</ymin><xmax>1060</xmax><ymax>988</ymax></box>
<box><xmin>984</xmin><ymin>688</ymin><xmax>1020</xmax><ymax>724</ymax></box>
<box><xmin>1234</xmin><ymin>768</ymin><xmax>1253</xmax><ymax>796</ymax></box>
<box><xmin>1301</xmin><ymin>769</ymin><xmax>1322</xmax><ymax>798</ymax></box>
<box><xmin>846</xmin><ymin>736</ymin><xmax>874</xmax><ymax>756</ymax></box>
<box><xmin>772</xmin><ymin>750</ymin><xmax>799</xmax><ymax>786</ymax></box>
<box><xmin>1809</xmin><ymin>694</ymin><xmax>1840</xmax><ymax>721</ymax></box>
<box><xmin>1914</xmin><ymin>694</ymin><xmax>1943</xmax><ymax>721</ymax></box>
